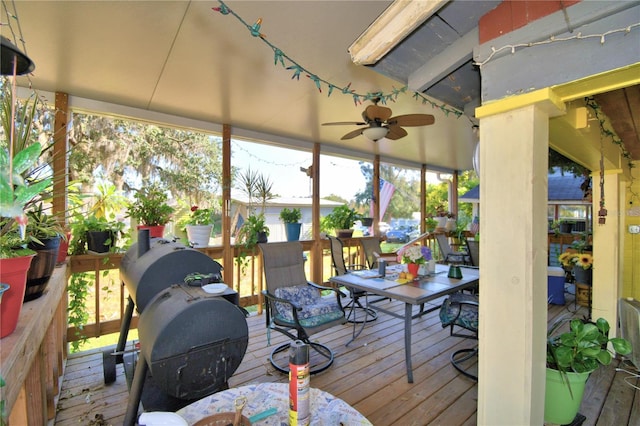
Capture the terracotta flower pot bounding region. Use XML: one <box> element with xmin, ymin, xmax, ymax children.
<box><xmin>137</xmin><ymin>224</ymin><xmax>165</xmax><ymax>238</ymax></box>
<box><xmin>0</xmin><ymin>254</ymin><xmax>35</xmax><ymax>338</ymax></box>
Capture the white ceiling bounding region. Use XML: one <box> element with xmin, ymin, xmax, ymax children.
<box><xmin>3</xmin><ymin>0</ymin><xmax>477</xmax><ymax>172</ymax></box>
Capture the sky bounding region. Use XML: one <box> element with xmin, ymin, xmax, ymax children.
<box><xmin>231</xmin><ymin>140</ymin><xmax>369</xmax><ymax>200</ymax></box>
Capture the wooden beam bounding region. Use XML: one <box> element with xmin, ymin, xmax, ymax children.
<box><xmin>222</xmin><ymin>124</ymin><xmax>233</xmax><ymax>288</ymax></box>
<box><xmin>408</xmin><ymin>28</ymin><xmax>477</xmax><ymax>92</ymax></box>
<box><xmin>373</xmin><ymin>156</ymin><xmax>380</xmax><ymax>235</ymax></box>
<box><xmin>311</xmin><ymin>143</ymin><xmax>322</xmax><ymax>284</ymax></box>
<box><xmin>53</xmin><ymin>92</ymin><xmax>68</xmax><ymax>222</ymax></box>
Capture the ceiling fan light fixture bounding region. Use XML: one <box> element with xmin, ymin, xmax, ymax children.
<box><xmin>362</xmin><ymin>126</ymin><xmax>388</xmax><ymax>141</ymax></box>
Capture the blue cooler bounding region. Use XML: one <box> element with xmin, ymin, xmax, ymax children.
<box><xmin>547</xmin><ymin>266</ymin><xmax>566</xmax><ymax>305</ymax></box>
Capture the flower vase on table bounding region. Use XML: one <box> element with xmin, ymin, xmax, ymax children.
<box><xmin>397</xmin><ymin>245</ymin><xmax>432</xmax><ymax>277</ymax></box>
<box><xmin>407</xmin><ymin>263</ymin><xmax>419</xmax><ymax>276</ymax></box>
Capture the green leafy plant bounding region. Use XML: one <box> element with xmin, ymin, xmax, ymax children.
<box><xmin>323</xmin><ymin>205</ymin><xmax>362</xmax><ymax>231</ymax></box>
<box><xmin>236</xmin><ymin>213</ymin><xmax>269</xmax><ymax>271</ymax></box>
<box><xmin>68</xmin><ymin>214</ymin><xmax>125</xmax><ymax>255</ymax></box>
<box><xmin>279</xmin><ymin>207</ymin><xmax>301</xmax><ymax>224</ymax></box>
<box><xmin>1</xmin><ymin>82</ymin><xmax>55</xmax><ymax>260</ymax></box>
<box><xmin>425</xmin><ymin>217</ymin><xmax>438</xmax><ymax>231</ymax></box>
<box><xmin>547</xmin><ymin>317</ymin><xmax>631</xmax><ymax>374</ymax></box>
<box><xmin>0</xmin><ymin>374</ymin><xmax>6</xmax><ymax>426</ymax></box>
<box><xmin>237</xmin><ymin>214</ymin><xmax>269</xmax><ymax>247</ymax></box>
<box><xmin>25</xmin><ymin>203</ymin><xmax>66</xmax><ymax>246</ymax></box>
<box><xmin>67</xmin><ymin>271</ymin><xmax>93</xmax><ymax>351</ymax></box>
<box><xmin>186</xmin><ymin>205</ymin><xmax>214</xmax><ymax>225</ymax></box>
<box><xmin>126</xmin><ymin>183</ymin><xmax>174</xmax><ymax>226</ymax></box>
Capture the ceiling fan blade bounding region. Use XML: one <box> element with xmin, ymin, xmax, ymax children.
<box><xmin>386</xmin><ymin>125</ymin><xmax>408</xmax><ymax>140</ymax></box>
<box><xmin>322</xmin><ymin>121</ymin><xmax>367</xmax><ymax>126</ymax></box>
<box><xmin>387</xmin><ymin>114</ymin><xmax>435</xmax><ymax>127</ymax></box>
<box><xmin>364</xmin><ymin>104</ymin><xmax>392</xmax><ymax>122</ymax></box>
<box><xmin>340</xmin><ymin>128</ymin><xmax>365</xmax><ymax>140</ymax></box>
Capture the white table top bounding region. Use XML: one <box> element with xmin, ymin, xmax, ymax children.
<box><xmin>176</xmin><ymin>382</ymin><xmax>372</xmax><ymax>425</ymax></box>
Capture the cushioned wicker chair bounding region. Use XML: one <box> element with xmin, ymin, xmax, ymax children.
<box><xmin>439</xmin><ymin>292</ymin><xmax>479</xmax><ymax>380</ymax></box>
<box><xmin>327</xmin><ymin>235</ymin><xmax>377</xmax><ymax>323</ymax></box>
<box><xmin>259</xmin><ymin>241</ymin><xmax>346</xmax><ymax>374</ymax></box>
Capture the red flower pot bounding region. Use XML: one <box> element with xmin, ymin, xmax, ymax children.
<box><xmin>137</xmin><ymin>225</ymin><xmax>165</xmax><ymax>238</ymax></box>
<box><xmin>1</xmin><ymin>254</ymin><xmax>35</xmax><ymax>338</ymax></box>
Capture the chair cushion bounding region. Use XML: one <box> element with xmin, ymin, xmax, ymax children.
<box><xmin>439</xmin><ymin>292</ymin><xmax>479</xmax><ymax>331</ymax></box>
<box><xmin>274</xmin><ymin>285</ymin><xmax>344</xmax><ymax>327</ymax></box>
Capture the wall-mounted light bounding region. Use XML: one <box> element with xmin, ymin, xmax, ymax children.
<box><xmin>348</xmin><ymin>0</ymin><xmax>447</xmax><ymax>65</ymax></box>
<box><xmin>362</xmin><ymin>126</ymin><xmax>389</xmax><ymax>142</ymax></box>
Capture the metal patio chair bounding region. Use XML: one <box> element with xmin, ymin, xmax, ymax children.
<box><xmin>327</xmin><ymin>235</ymin><xmax>377</xmax><ymax>323</ymax></box>
<box><xmin>439</xmin><ymin>292</ymin><xmax>479</xmax><ymax>380</ymax></box>
<box><xmin>259</xmin><ymin>241</ymin><xmax>346</xmax><ymax>374</ymax></box>
<box><xmin>434</xmin><ymin>232</ymin><xmax>470</xmax><ymax>265</ymax></box>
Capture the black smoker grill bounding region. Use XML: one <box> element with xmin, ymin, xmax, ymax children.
<box><xmin>123</xmin><ymin>284</ymin><xmax>248</xmax><ymax>425</ymax></box>
<box><xmin>102</xmin><ymin>231</ymin><xmax>248</xmax><ymax>425</ymax></box>
<box><xmin>104</xmin><ymin>232</ymin><xmax>225</xmax><ymax>383</ymax></box>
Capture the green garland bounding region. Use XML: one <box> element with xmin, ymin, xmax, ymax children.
<box><xmin>585</xmin><ymin>97</ymin><xmax>638</xmax><ymax>204</ymax></box>
<box><xmin>212</xmin><ymin>1</ymin><xmax>463</xmax><ymax>118</ymax></box>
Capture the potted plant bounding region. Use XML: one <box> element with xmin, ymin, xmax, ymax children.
<box><xmin>68</xmin><ymin>214</ymin><xmax>125</xmax><ymax>255</ymax></box>
<box><xmin>279</xmin><ymin>207</ymin><xmax>302</xmax><ymax>241</ymax></box>
<box><xmin>126</xmin><ymin>183</ymin><xmax>174</xmax><ymax>238</ymax></box>
<box><xmin>558</xmin><ymin>249</ymin><xmax>593</xmax><ymax>307</ymax></box>
<box><xmin>237</xmin><ymin>213</ymin><xmax>269</xmax><ymax>246</ymax></box>
<box><xmin>559</xmin><ymin>219</ymin><xmax>574</xmax><ymax>234</ymax></box>
<box><xmin>545</xmin><ymin>316</ymin><xmax>632</xmax><ymax>424</ymax></box>
<box><xmin>23</xmin><ymin>203</ymin><xmax>66</xmax><ymax>301</ymax></box>
<box><xmin>0</xmin><ymin>75</ymin><xmax>55</xmax><ymax>337</ymax></box>
<box><xmin>236</xmin><ymin>213</ymin><xmax>270</xmax><ymax>271</ymax></box>
<box><xmin>185</xmin><ymin>205</ymin><xmax>214</xmax><ymax>247</ymax></box>
<box><xmin>323</xmin><ymin>205</ymin><xmax>362</xmax><ymax>238</ymax></box>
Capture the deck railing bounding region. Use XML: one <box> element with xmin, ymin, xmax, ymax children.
<box><xmin>65</xmin><ymin>237</ymin><xmax>400</xmax><ymax>344</ymax></box>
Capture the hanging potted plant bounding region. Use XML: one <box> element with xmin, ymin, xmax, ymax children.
<box><xmin>126</xmin><ymin>183</ymin><xmax>174</xmax><ymax>238</ymax></box>
<box><xmin>279</xmin><ymin>207</ymin><xmax>302</xmax><ymax>241</ymax></box>
<box><xmin>545</xmin><ymin>316</ymin><xmax>631</xmax><ymax>424</ymax></box>
<box><xmin>23</xmin><ymin>203</ymin><xmax>66</xmax><ymax>301</ymax></box>
<box><xmin>185</xmin><ymin>205</ymin><xmax>214</xmax><ymax>248</ymax></box>
<box><xmin>323</xmin><ymin>205</ymin><xmax>362</xmax><ymax>238</ymax></box>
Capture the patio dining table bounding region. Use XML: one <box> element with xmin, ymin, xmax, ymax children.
<box><xmin>330</xmin><ymin>263</ymin><xmax>480</xmax><ymax>383</ymax></box>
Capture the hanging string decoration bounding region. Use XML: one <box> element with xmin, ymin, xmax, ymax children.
<box><xmin>598</xmin><ymin>133</ymin><xmax>607</xmax><ymax>225</ymax></box>
<box><xmin>211</xmin><ymin>0</ymin><xmax>463</xmax><ymax>118</ymax></box>
<box><xmin>475</xmin><ymin>23</ymin><xmax>640</xmax><ymax>68</ymax></box>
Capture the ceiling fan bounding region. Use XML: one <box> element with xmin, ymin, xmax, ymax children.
<box><xmin>322</xmin><ymin>99</ymin><xmax>435</xmax><ymax>142</ymax></box>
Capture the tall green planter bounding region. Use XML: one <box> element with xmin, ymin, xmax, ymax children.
<box><xmin>285</xmin><ymin>223</ymin><xmax>302</xmax><ymax>241</ymax></box>
<box><xmin>544</xmin><ymin>368</ymin><xmax>590</xmax><ymax>424</ymax></box>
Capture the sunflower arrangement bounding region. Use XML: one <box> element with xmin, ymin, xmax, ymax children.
<box><xmin>558</xmin><ymin>251</ymin><xmax>593</xmax><ymax>270</ymax></box>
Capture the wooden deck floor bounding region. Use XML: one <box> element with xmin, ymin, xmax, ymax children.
<box><xmin>54</xmin><ymin>295</ymin><xmax>639</xmax><ymax>426</ymax></box>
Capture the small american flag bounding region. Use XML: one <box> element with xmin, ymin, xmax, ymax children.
<box><xmin>370</xmin><ymin>178</ymin><xmax>395</xmax><ymax>219</ymax></box>
<box><xmin>470</xmin><ymin>215</ymin><xmax>480</xmax><ymax>235</ymax></box>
